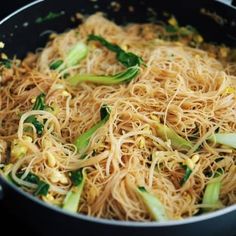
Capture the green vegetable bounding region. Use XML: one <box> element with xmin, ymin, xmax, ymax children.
<box><xmin>63</xmin><ymin>169</ymin><xmax>86</xmax><ymax>212</ymax></box>
<box><xmin>207</xmin><ymin>133</ymin><xmax>236</xmax><ymax>149</ymax></box>
<box><xmin>17</xmin><ymin>172</ymin><xmax>49</xmax><ymax>196</ymax></box>
<box><xmin>179</xmin><ymin>25</ymin><xmax>197</xmax><ymax>36</ymax></box>
<box><xmin>162</xmin><ymin>18</ymin><xmax>202</xmax><ymax>46</ymax></box>
<box><xmin>35</xmin><ymin>11</ymin><xmax>64</xmax><ymax>24</ymax></box>
<box><xmin>70</xmin><ymin>169</ymin><xmax>83</xmax><ymax>186</ymax></box>
<box><xmin>0</xmin><ymin>58</ymin><xmax>12</xmax><ymax>69</ymax></box>
<box><xmin>165</xmin><ymin>25</ymin><xmax>178</xmax><ymax>33</ymax></box>
<box><xmin>5</xmin><ymin>174</ymin><xmax>14</xmax><ymax>183</ymax></box>
<box><xmin>55</xmin><ymin>42</ymin><xmax>88</xmax><ymax>72</ymax></box>
<box><xmin>66</xmin><ymin>35</ymin><xmax>143</xmax><ymax>86</ymax></box>
<box><xmin>137</xmin><ymin>186</ymin><xmax>168</xmax><ymax>221</ymax></box>
<box><xmin>202</xmin><ymin>172</ymin><xmax>222</xmax><ymax>212</ymax></box>
<box><xmin>156</xmin><ymin>123</ymin><xmax>193</xmax><ymax>150</ymax></box>
<box><xmin>66</xmin><ymin>65</ymin><xmax>139</xmax><ymax>86</ymax></box>
<box><xmin>31</xmin><ymin>119</ymin><xmax>44</xmax><ymax>135</ymax></box>
<box><xmin>88</xmin><ymin>34</ymin><xmax>143</xmax><ymax>67</ymax></box>
<box><xmin>22</xmin><ymin>172</ymin><xmax>40</xmax><ymax>184</ymax></box>
<box><xmin>32</xmin><ymin>93</ymin><xmax>46</xmax><ymax>110</ymax></box>
<box><xmin>0</xmin><ymin>165</ymin><xmax>15</xmax><ymax>184</ymax></box>
<box><xmin>25</xmin><ymin>93</ymin><xmax>46</xmax><ymax>135</ymax></box>
<box><xmin>180</xmin><ymin>165</ymin><xmax>192</xmax><ymax>186</ymax></box>
<box><xmin>34</xmin><ymin>180</ymin><xmax>50</xmax><ymax>196</ymax></box>
<box><xmin>49</xmin><ymin>59</ymin><xmax>63</xmax><ymax>70</ymax></box>
<box><xmin>74</xmin><ymin>105</ymin><xmax>110</xmax><ymax>154</ymax></box>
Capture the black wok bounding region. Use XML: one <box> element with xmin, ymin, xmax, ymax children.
<box><xmin>0</xmin><ymin>1</ymin><xmax>236</xmax><ymax>235</ymax></box>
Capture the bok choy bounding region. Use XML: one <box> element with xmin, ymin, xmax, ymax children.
<box><xmin>66</xmin><ymin>35</ymin><xmax>143</xmax><ymax>86</ymax></box>
<box><xmin>67</xmin><ymin>65</ymin><xmax>139</xmax><ymax>85</ymax></box>
<box><xmin>180</xmin><ymin>165</ymin><xmax>192</xmax><ymax>186</ymax></box>
<box><xmin>50</xmin><ymin>41</ymin><xmax>88</xmax><ymax>71</ymax></box>
<box><xmin>88</xmin><ymin>34</ymin><xmax>143</xmax><ymax>67</ymax></box>
<box><xmin>202</xmin><ymin>171</ymin><xmax>222</xmax><ymax>212</ymax></box>
<box><xmin>74</xmin><ymin>105</ymin><xmax>110</xmax><ymax>154</ymax></box>
<box><xmin>0</xmin><ymin>58</ymin><xmax>12</xmax><ymax>69</ymax></box>
<box><xmin>155</xmin><ymin>123</ymin><xmax>193</xmax><ymax>150</ymax></box>
<box><xmin>207</xmin><ymin>133</ymin><xmax>236</xmax><ymax>149</ymax></box>
<box><xmin>202</xmin><ymin>177</ymin><xmax>221</xmax><ymax>211</ymax></box>
<box><xmin>17</xmin><ymin>171</ymin><xmax>49</xmax><ymax>196</ymax></box>
<box><xmin>180</xmin><ymin>154</ymin><xmax>199</xmax><ymax>185</ymax></box>
<box><xmin>137</xmin><ymin>186</ymin><xmax>168</xmax><ymax>221</ymax></box>
<box><xmin>63</xmin><ymin>169</ymin><xmax>86</xmax><ymax>212</ymax></box>
<box><xmin>25</xmin><ymin>93</ymin><xmax>46</xmax><ymax>135</ymax></box>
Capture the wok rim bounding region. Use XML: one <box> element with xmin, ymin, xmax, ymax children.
<box><xmin>0</xmin><ymin>0</ymin><xmax>235</xmax><ymax>227</ymax></box>
<box><xmin>1</xmin><ymin>175</ymin><xmax>236</xmax><ymax>227</ymax></box>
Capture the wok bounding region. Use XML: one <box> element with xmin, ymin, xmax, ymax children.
<box><xmin>0</xmin><ymin>1</ymin><xmax>236</xmax><ymax>235</ymax></box>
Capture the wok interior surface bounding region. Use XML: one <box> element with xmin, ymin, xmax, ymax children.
<box><xmin>1</xmin><ymin>0</ymin><xmax>236</xmax><ymax>58</ymax></box>
<box><xmin>0</xmin><ymin>0</ymin><xmax>236</xmax><ymax>236</ymax></box>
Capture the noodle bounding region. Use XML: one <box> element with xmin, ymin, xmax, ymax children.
<box><xmin>0</xmin><ymin>13</ymin><xmax>236</xmax><ymax>221</ymax></box>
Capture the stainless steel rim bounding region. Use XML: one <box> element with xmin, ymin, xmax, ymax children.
<box><xmin>0</xmin><ymin>0</ymin><xmax>235</xmax><ymax>227</ymax></box>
